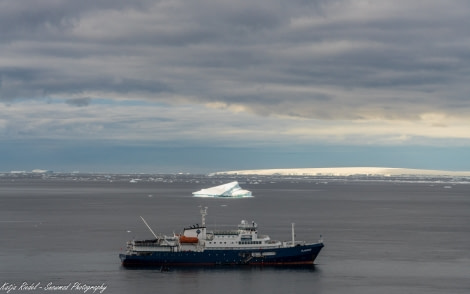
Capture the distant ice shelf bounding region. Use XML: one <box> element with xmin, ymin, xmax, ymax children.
<box><xmin>210</xmin><ymin>167</ymin><xmax>470</xmax><ymax>177</ymax></box>
<box><xmin>192</xmin><ymin>181</ymin><xmax>253</xmax><ymax>198</ymax></box>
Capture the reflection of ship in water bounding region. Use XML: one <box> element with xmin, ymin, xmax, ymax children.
<box><xmin>119</xmin><ymin>207</ymin><xmax>324</xmax><ymax>267</ymax></box>
<box><xmin>192</xmin><ymin>181</ymin><xmax>252</xmax><ymax>198</ymax></box>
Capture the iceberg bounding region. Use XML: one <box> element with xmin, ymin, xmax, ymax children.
<box><xmin>192</xmin><ymin>181</ymin><xmax>252</xmax><ymax>198</ymax></box>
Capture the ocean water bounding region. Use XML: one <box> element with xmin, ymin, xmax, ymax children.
<box><xmin>1</xmin><ymin>175</ymin><xmax>469</xmax><ymax>294</ymax></box>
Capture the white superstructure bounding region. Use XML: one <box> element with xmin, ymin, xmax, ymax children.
<box><xmin>125</xmin><ymin>207</ymin><xmax>307</xmax><ymax>254</ymax></box>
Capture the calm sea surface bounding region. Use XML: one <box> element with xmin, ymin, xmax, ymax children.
<box><xmin>1</xmin><ymin>175</ymin><xmax>469</xmax><ymax>294</ymax></box>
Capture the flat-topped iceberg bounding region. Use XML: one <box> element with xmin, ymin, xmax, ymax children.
<box><xmin>192</xmin><ymin>181</ymin><xmax>252</xmax><ymax>198</ymax></box>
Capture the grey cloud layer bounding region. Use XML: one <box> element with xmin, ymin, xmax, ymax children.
<box><xmin>1</xmin><ymin>0</ymin><xmax>469</xmax><ymax>121</ymax></box>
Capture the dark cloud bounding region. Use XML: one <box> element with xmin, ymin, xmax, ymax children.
<box><xmin>0</xmin><ymin>65</ymin><xmax>172</xmax><ymax>100</ymax></box>
<box><xmin>65</xmin><ymin>97</ymin><xmax>91</xmax><ymax>107</ymax></box>
<box><xmin>1</xmin><ymin>0</ymin><xmax>469</xmax><ymax>121</ymax></box>
<box><xmin>0</xmin><ymin>0</ymin><xmax>154</xmax><ymax>41</ymax></box>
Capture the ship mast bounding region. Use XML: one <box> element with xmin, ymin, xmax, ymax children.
<box><xmin>200</xmin><ymin>206</ymin><xmax>208</xmax><ymax>227</ymax></box>
<box><xmin>292</xmin><ymin>223</ymin><xmax>295</xmax><ymax>246</ymax></box>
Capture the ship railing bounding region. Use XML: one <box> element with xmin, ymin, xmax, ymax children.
<box><xmin>133</xmin><ymin>239</ymin><xmax>158</xmax><ymax>244</ymax></box>
<box><xmin>206</xmin><ymin>244</ymin><xmax>284</xmax><ymax>250</ymax></box>
<box><xmin>284</xmin><ymin>241</ymin><xmax>306</xmax><ymax>247</ymax></box>
<box><xmin>133</xmin><ymin>241</ymin><xmax>176</xmax><ymax>248</ymax></box>
<box><xmin>212</xmin><ymin>230</ymin><xmax>239</xmax><ymax>235</ymax></box>
<box><xmin>265</xmin><ymin>240</ymin><xmax>281</xmax><ymax>245</ymax></box>
<box><xmin>134</xmin><ymin>242</ymin><xmax>159</xmax><ymax>247</ymax></box>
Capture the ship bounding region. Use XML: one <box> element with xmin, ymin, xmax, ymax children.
<box><xmin>119</xmin><ymin>207</ymin><xmax>324</xmax><ymax>267</ymax></box>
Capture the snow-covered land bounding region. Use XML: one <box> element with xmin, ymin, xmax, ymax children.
<box><xmin>211</xmin><ymin>167</ymin><xmax>470</xmax><ymax>177</ymax></box>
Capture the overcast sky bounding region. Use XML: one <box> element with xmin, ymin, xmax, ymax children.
<box><xmin>1</xmin><ymin>0</ymin><xmax>469</xmax><ymax>173</ymax></box>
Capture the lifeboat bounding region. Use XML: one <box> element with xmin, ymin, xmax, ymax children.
<box><xmin>179</xmin><ymin>236</ymin><xmax>199</xmax><ymax>243</ymax></box>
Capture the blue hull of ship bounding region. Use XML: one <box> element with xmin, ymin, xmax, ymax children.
<box><xmin>120</xmin><ymin>243</ymin><xmax>323</xmax><ymax>267</ymax></box>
